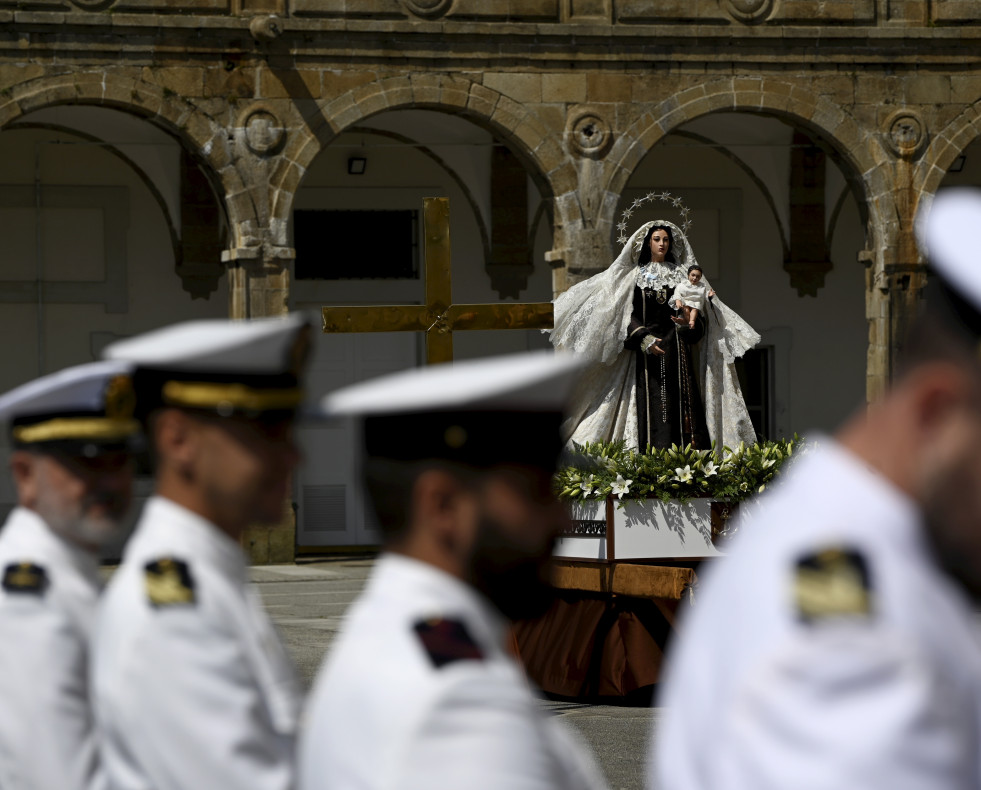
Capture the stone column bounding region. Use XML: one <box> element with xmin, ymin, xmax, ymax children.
<box><xmin>220</xmin><ymin>101</ymin><xmax>303</xmax><ymax>564</ymax></box>
<box><xmin>865</xmin><ymin>254</ymin><xmax>928</xmax><ymax>404</ymax></box>
<box><xmin>224</xmin><ymin>243</ymin><xmax>293</xmax><ymax>320</ymax></box>
<box><xmin>222</xmin><ymin>241</ymin><xmax>298</xmax><ymax>565</ymax></box>
<box><xmin>865</xmin><ymin>201</ymin><xmax>929</xmax><ymax>405</ymax></box>
<box><xmin>548</xmin><ymin>107</ymin><xmax>618</xmax><ymax>295</ymax></box>
<box><xmin>546</xmin><ymin>222</ymin><xmax>615</xmax><ymax>295</ymax></box>
<box><xmin>862</xmin><ymin>249</ymin><xmax>890</xmax><ymax>405</ymax></box>
<box><xmin>865</xmin><ymin>113</ymin><xmax>930</xmax><ymax>404</ymax></box>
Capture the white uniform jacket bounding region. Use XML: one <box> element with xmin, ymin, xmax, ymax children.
<box><xmin>299</xmin><ymin>554</ymin><xmax>609</xmax><ymax>790</ymax></box>
<box><xmin>652</xmin><ymin>439</ymin><xmax>981</xmax><ymax>790</ymax></box>
<box><xmin>91</xmin><ymin>496</ymin><xmax>300</xmax><ymax>790</ymax></box>
<box><xmin>0</xmin><ymin>507</ymin><xmax>104</xmax><ymax>790</ymax></box>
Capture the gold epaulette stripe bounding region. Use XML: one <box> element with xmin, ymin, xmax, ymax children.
<box><xmin>13</xmin><ymin>417</ymin><xmax>140</xmax><ymax>443</ymax></box>
<box><xmin>162</xmin><ymin>381</ymin><xmax>303</xmax><ymax>411</ymax></box>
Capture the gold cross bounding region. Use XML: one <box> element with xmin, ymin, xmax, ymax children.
<box><xmin>321</xmin><ymin>197</ymin><xmax>554</xmax><ymax>365</ymax></box>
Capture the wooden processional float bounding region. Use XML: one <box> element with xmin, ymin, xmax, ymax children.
<box><xmin>321</xmin><ymin>198</ymin><xmax>723</xmax><ymax>701</ymax></box>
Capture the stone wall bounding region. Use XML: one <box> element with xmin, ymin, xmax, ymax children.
<box><xmin>3</xmin><ymin>0</ymin><xmax>981</xmax><ymax>400</ymax></box>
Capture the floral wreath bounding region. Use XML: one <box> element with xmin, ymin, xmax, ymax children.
<box><xmin>616</xmin><ymin>191</ymin><xmax>693</xmax><ymax>246</ymax></box>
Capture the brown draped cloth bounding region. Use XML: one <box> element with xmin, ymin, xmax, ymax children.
<box><xmin>512</xmin><ymin>561</ymin><xmax>698</xmax><ymax>703</ymax></box>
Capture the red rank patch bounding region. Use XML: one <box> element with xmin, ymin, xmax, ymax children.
<box><xmin>413</xmin><ymin>617</ymin><xmax>484</xmax><ymax>669</ymax></box>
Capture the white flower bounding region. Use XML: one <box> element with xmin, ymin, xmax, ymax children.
<box><xmin>580</xmin><ymin>475</ymin><xmax>596</xmax><ymax>495</ymax></box>
<box><xmin>672</xmin><ymin>465</ymin><xmax>694</xmax><ymax>483</ymax></box>
<box><xmin>702</xmin><ymin>461</ymin><xmax>718</xmax><ymax>477</ymax></box>
<box><xmin>611</xmin><ymin>474</ymin><xmax>633</xmax><ymax>499</ymax></box>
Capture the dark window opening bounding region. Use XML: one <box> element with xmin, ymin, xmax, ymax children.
<box><xmin>293</xmin><ymin>209</ymin><xmax>419</xmax><ymax>280</ymax></box>
<box><xmin>734</xmin><ymin>346</ymin><xmax>773</xmax><ymax>441</ymax></box>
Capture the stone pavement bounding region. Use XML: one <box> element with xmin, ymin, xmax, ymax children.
<box><xmin>251</xmin><ymin>557</ymin><xmax>659</xmax><ymax>790</ymax></box>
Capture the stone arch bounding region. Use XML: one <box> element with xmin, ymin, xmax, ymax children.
<box><xmin>607</xmin><ymin>77</ymin><xmax>884</xmax><ymax>255</ymax></box>
<box><xmin>7</xmin><ymin>120</ymin><xmax>183</xmax><ymax>267</ymax></box>
<box><xmin>341</xmin><ymin>125</ymin><xmax>494</xmax><ymax>264</ymax></box>
<box><xmin>670</xmin><ymin>128</ymin><xmax>790</xmax><ymax>258</ymax></box>
<box><xmin>268</xmin><ymin>74</ymin><xmax>572</xmax><ymax>231</ymax></box>
<box><xmin>918</xmin><ymin>101</ymin><xmax>981</xmax><ymax>200</ymax></box>
<box><xmin>0</xmin><ymin>71</ymin><xmax>255</xmax><ymax>236</ymax></box>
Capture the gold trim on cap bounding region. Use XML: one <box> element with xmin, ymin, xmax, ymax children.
<box><xmin>161</xmin><ymin>381</ymin><xmax>303</xmax><ymax>412</ymax></box>
<box><xmin>13</xmin><ymin>417</ymin><xmax>140</xmax><ymax>444</ymax></box>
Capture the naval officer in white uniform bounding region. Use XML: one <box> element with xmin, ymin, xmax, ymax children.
<box><xmin>299</xmin><ymin>352</ymin><xmax>610</xmax><ymax>790</ymax></box>
<box><xmin>0</xmin><ymin>361</ymin><xmax>139</xmax><ymax>790</ymax></box>
<box><xmin>91</xmin><ymin>315</ymin><xmax>311</xmax><ymax>790</ymax></box>
<box><xmin>651</xmin><ymin>189</ymin><xmax>981</xmax><ymax>790</ymax></box>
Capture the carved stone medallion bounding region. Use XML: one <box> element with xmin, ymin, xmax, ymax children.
<box><xmin>400</xmin><ymin>0</ymin><xmax>453</xmax><ymax>19</ymax></box>
<box><xmin>724</xmin><ymin>0</ymin><xmax>775</xmax><ymax>23</ymax></box>
<box><xmin>567</xmin><ymin>109</ymin><xmax>613</xmax><ymax>159</ymax></box>
<box><xmin>68</xmin><ymin>0</ymin><xmax>117</xmax><ymax>11</ymax></box>
<box><xmin>240</xmin><ymin>107</ymin><xmax>285</xmax><ymax>157</ymax></box>
<box><xmin>884</xmin><ymin>110</ymin><xmax>927</xmax><ymax>159</ymax></box>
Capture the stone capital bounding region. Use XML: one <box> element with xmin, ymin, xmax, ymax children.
<box><xmin>548</xmin><ymin>225</ymin><xmax>615</xmax><ymax>294</ymax></box>
<box><xmin>221</xmin><ymin>244</ymin><xmax>296</xmax><ymax>263</ymax></box>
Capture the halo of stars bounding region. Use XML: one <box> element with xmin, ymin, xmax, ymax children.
<box><xmin>616</xmin><ymin>191</ymin><xmax>693</xmax><ymax>245</ymax></box>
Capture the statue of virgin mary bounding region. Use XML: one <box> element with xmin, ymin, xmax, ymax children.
<box><xmin>549</xmin><ymin>217</ymin><xmax>760</xmax><ymax>452</ymax></box>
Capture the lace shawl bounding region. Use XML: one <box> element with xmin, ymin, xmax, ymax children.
<box><xmin>548</xmin><ymin>220</ymin><xmax>760</xmax><ymax>452</ymax></box>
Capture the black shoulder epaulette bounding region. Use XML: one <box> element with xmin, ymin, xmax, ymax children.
<box><xmin>794</xmin><ymin>546</ymin><xmax>872</xmax><ymax>622</ymax></box>
<box><xmin>2</xmin><ymin>562</ymin><xmax>48</xmax><ymax>595</ymax></box>
<box><xmin>413</xmin><ymin>617</ymin><xmax>484</xmax><ymax>668</ymax></box>
<box><xmin>144</xmin><ymin>557</ymin><xmax>196</xmax><ymax>607</ymax></box>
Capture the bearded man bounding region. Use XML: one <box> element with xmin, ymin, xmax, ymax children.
<box><xmin>0</xmin><ymin>360</ymin><xmax>139</xmax><ymax>790</ymax></box>
<box><xmin>299</xmin><ymin>351</ymin><xmax>610</xmax><ymax>790</ymax></box>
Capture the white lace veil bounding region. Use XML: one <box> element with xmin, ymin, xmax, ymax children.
<box><xmin>549</xmin><ymin>221</ymin><xmax>688</xmax><ymax>365</ymax></box>
<box><xmin>548</xmin><ymin>220</ymin><xmax>760</xmax><ymax>451</ymax></box>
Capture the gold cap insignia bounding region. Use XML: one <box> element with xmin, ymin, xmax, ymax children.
<box><xmin>104</xmin><ymin>375</ymin><xmax>137</xmax><ymax>421</ymax></box>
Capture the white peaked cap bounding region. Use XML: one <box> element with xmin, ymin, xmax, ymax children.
<box><xmin>103</xmin><ymin>314</ymin><xmax>310</xmax><ymax>373</ymax></box>
<box><xmin>0</xmin><ymin>360</ymin><xmax>134</xmax><ymax>424</ymax></box>
<box><xmin>322</xmin><ymin>350</ymin><xmax>586</xmax><ymax>418</ymax></box>
<box><xmin>917</xmin><ymin>187</ymin><xmax>981</xmax><ymax>313</ymax></box>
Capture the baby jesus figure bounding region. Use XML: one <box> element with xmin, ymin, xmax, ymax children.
<box><xmin>673</xmin><ymin>265</ymin><xmax>716</xmax><ymax>329</ymax></box>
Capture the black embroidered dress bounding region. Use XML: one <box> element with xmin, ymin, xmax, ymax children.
<box><xmin>622</xmin><ymin>265</ymin><xmax>710</xmax><ymax>451</ymax></box>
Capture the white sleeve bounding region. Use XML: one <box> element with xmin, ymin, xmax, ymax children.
<box><xmin>102</xmin><ymin>604</ymin><xmax>294</xmax><ymax>790</ymax></box>
<box><xmin>397</xmin><ymin>671</ymin><xmax>609</xmax><ymax>790</ymax></box>
<box><xmin>712</xmin><ymin>627</ymin><xmax>974</xmax><ymax>790</ymax></box>
<box><xmin>0</xmin><ymin>599</ymin><xmax>104</xmax><ymax>790</ymax></box>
